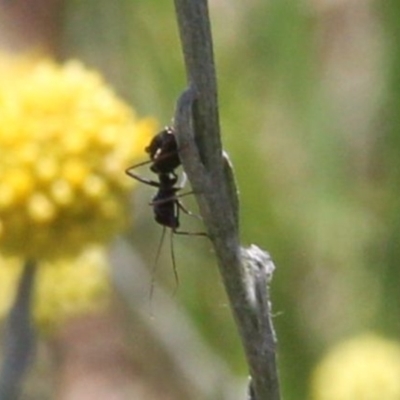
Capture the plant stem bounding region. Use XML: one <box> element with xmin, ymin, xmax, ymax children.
<box><xmin>173</xmin><ymin>1</ymin><xmax>281</xmax><ymax>399</ymax></box>
<box><xmin>0</xmin><ymin>259</ymin><xmax>37</xmax><ymax>400</ymax></box>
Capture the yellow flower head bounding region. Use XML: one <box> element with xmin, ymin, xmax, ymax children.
<box><xmin>0</xmin><ymin>55</ymin><xmax>154</xmax><ymax>259</ymax></box>
<box><xmin>311</xmin><ymin>334</ymin><xmax>400</xmax><ymax>400</ymax></box>
<box><xmin>0</xmin><ymin>247</ymin><xmax>111</xmax><ymax>331</ymax></box>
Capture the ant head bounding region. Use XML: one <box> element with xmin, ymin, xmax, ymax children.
<box><xmin>144</xmin><ymin>126</ymin><xmax>180</xmax><ymax>176</ymax></box>
<box><xmin>145</xmin><ymin>126</ymin><xmax>176</xmax><ymax>160</ymax></box>
<box><xmin>145</xmin><ymin>134</ymin><xmax>163</xmax><ymax>159</ymax></box>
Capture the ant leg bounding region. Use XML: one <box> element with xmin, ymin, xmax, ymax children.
<box><xmin>149</xmin><ymin>228</ymin><xmax>181</xmax><ymax>298</ymax></box>
<box><xmin>177</xmin><ymin>200</ymin><xmax>202</xmax><ymax>220</ymax></box>
<box><xmin>125</xmin><ymin>158</ymin><xmax>154</xmax><ymax>170</ymax></box>
<box><xmin>173</xmin><ymin>229</ymin><xmax>209</xmax><ymax>237</ymax></box>
<box><xmin>149</xmin><ymin>191</ymin><xmax>194</xmax><ymax>206</ymax></box>
<box><xmin>173</xmin><ymin>199</ymin><xmax>208</xmax><ymax>237</ymax></box>
<box><xmin>169</xmin><ymin>229</ymin><xmax>179</xmax><ymax>295</ymax></box>
<box><xmin>149</xmin><ymin>227</ymin><xmax>167</xmax><ymax>301</ymax></box>
<box><xmin>125</xmin><ymin>169</ymin><xmax>161</xmax><ymax>188</ymax></box>
<box><xmin>176</xmin><ymin>191</ymin><xmax>195</xmax><ymax>199</ymax></box>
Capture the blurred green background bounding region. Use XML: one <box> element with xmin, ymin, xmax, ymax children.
<box><xmin>61</xmin><ymin>0</ymin><xmax>400</xmax><ymax>399</ymax></box>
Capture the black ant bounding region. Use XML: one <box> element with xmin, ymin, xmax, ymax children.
<box><xmin>125</xmin><ymin>126</ymin><xmax>207</xmax><ymax>289</ymax></box>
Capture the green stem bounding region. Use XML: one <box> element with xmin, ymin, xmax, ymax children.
<box><xmin>0</xmin><ymin>259</ymin><xmax>37</xmax><ymax>400</ymax></box>
<box><xmin>173</xmin><ymin>1</ymin><xmax>281</xmax><ymax>399</ymax></box>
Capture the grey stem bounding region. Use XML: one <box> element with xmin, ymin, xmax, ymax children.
<box><xmin>0</xmin><ymin>259</ymin><xmax>37</xmax><ymax>400</ymax></box>
<box><xmin>173</xmin><ymin>1</ymin><xmax>281</xmax><ymax>399</ymax></box>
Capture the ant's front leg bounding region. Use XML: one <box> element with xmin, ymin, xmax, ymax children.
<box><xmin>125</xmin><ymin>158</ymin><xmax>154</xmax><ymax>170</ymax></box>
<box><xmin>125</xmin><ymin>168</ymin><xmax>161</xmax><ymax>188</ymax></box>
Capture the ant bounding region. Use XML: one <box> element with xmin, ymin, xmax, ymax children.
<box><xmin>125</xmin><ymin>126</ymin><xmax>207</xmax><ymax>288</ymax></box>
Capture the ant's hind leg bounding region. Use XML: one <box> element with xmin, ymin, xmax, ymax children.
<box><xmin>173</xmin><ymin>201</ymin><xmax>208</xmax><ymax>237</ymax></box>
<box><xmin>149</xmin><ymin>227</ymin><xmax>167</xmax><ymax>302</ymax></box>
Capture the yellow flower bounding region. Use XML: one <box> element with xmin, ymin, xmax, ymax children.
<box><xmin>0</xmin><ymin>247</ymin><xmax>111</xmax><ymax>331</ymax></box>
<box><xmin>0</xmin><ymin>55</ymin><xmax>155</xmax><ymax>259</ymax></box>
<box><xmin>311</xmin><ymin>334</ymin><xmax>400</xmax><ymax>400</ymax></box>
